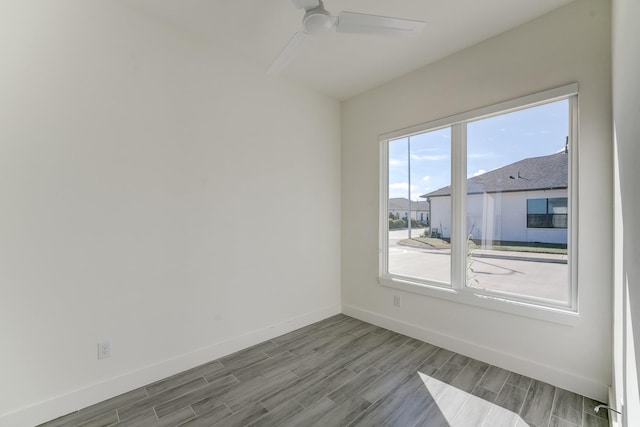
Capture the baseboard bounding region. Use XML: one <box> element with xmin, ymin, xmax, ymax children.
<box><xmin>342</xmin><ymin>303</ymin><xmax>608</xmax><ymax>402</ymax></box>
<box><xmin>0</xmin><ymin>304</ymin><xmax>341</xmax><ymax>427</ymax></box>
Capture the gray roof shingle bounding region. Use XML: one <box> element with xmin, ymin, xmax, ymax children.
<box><xmin>422</xmin><ymin>151</ymin><xmax>568</xmax><ymax>198</ymax></box>
<box><xmin>388</xmin><ymin>197</ymin><xmax>429</xmax><ymax>211</ymax></box>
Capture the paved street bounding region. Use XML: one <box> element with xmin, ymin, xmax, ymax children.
<box><xmin>387</xmin><ymin>229</ymin><xmax>569</xmax><ymax>303</ymax></box>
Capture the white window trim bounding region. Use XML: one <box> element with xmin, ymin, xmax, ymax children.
<box><xmin>379</xmin><ymin>83</ymin><xmax>579</xmax><ymax>326</ymax></box>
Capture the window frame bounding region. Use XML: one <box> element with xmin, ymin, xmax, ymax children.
<box><xmin>378</xmin><ymin>84</ymin><xmax>579</xmax><ymax>325</ymax></box>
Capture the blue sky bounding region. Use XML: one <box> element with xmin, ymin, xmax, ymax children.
<box><xmin>388</xmin><ymin>99</ymin><xmax>569</xmax><ymax>200</ymax></box>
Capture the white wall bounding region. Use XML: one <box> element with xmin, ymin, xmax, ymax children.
<box><xmin>612</xmin><ymin>0</ymin><xmax>640</xmax><ymax>424</ymax></box>
<box><xmin>0</xmin><ymin>1</ymin><xmax>341</xmax><ymax>425</ymax></box>
<box><xmin>431</xmin><ymin>189</ymin><xmax>569</xmax><ymax>243</ymax></box>
<box><xmin>429</xmin><ymin>198</ymin><xmax>451</xmax><ymax>238</ymax></box>
<box><xmin>342</xmin><ymin>0</ymin><xmax>612</xmax><ymax>401</ymax></box>
<box><xmin>469</xmin><ymin>190</ymin><xmax>568</xmax><ymax>244</ymax></box>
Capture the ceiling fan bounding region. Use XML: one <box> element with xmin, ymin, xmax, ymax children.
<box><xmin>268</xmin><ymin>0</ymin><xmax>427</xmax><ymax>75</ymax></box>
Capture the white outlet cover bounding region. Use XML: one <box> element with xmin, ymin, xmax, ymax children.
<box><xmin>98</xmin><ymin>341</ymin><xmax>112</xmax><ymax>359</ymax></box>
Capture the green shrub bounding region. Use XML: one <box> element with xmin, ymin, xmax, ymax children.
<box><xmin>389</xmin><ymin>219</ymin><xmax>406</xmax><ymax>229</ymax></box>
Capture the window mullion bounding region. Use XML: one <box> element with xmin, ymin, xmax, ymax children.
<box><xmin>450</xmin><ymin>123</ymin><xmax>467</xmax><ymax>289</ymax></box>
<box><xmin>568</xmin><ymin>94</ymin><xmax>579</xmax><ymax>311</ymax></box>
<box><xmin>379</xmin><ymin>139</ymin><xmax>390</xmax><ymax>279</ymax></box>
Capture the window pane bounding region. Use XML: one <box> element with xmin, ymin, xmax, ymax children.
<box><xmin>527</xmin><ymin>198</ymin><xmax>547</xmax><ymax>214</ymax></box>
<box><xmin>465</xmin><ymin>100</ymin><xmax>569</xmax><ymax>304</ymax></box>
<box><xmin>548</xmin><ymin>197</ymin><xmax>568</xmax><ymax>214</ymax></box>
<box><xmin>551</xmin><ymin>214</ymin><xmax>568</xmax><ymax>228</ymax></box>
<box><xmin>527</xmin><ymin>214</ymin><xmax>549</xmax><ymax>228</ymax></box>
<box><xmin>388</xmin><ymin>128</ymin><xmax>451</xmax><ymax>285</ymax></box>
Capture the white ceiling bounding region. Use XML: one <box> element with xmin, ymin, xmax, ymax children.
<box><xmin>119</xmin><ymin>0</ymin><xmax>575</xmax><ymax>100</ymax></box>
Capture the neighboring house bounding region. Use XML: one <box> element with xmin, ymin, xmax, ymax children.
<box><xmin>388</xmin><ymin>197</ymin><xmax>430</xmax><ymax>225</ymax></box>
<box><xmin>422</xmin><ymin>151</ymin><xmax>568</xmax><ymax>244</ymax></box>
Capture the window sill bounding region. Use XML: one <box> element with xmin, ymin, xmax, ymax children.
<box><xmin>378</xmin><ymin>275</ymin><xmax>580</xmax><ymax>327</ymax></box>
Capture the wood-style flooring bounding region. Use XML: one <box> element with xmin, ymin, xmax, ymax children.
<box><xmin>39</xmin><ymin>314</ymin><xmax>609</xmax><ymax>427</ymax></box>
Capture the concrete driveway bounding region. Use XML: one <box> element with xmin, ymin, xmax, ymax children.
<box><xmin>388</xmin><ymin>228</ymin><xmax>428</xmax><ymax>241</ymax></box>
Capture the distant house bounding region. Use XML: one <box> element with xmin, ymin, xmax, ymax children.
<box><xmin>421</xmin><ymin>152</ymin><xmax>568</xmax><ymax>244</ymax></box>
<box><xmin>388</xmin><ymin>197</ymin><xmax>430</xmax><ymax>225</ymax></box>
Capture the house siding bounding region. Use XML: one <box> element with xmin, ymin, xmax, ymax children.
<box><xmin>430</xmin><ymin>189</ymin><xmax>568</xmax><ymax>244</ymax></box>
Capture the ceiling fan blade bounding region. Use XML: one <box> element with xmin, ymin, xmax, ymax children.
<box><xmin>291</xmin><ymin>0</ymin><xmax>320</xmax><ymax>10</ymax></box>
<box><xmin>267</xmin><ymin>31</ymin><xmax>311</xmax><ymax>75</ymax></box>
<box><xmin>336</xmin><ymin>11</ymin><xmax>426</xmax><ymax>36</ymax></box>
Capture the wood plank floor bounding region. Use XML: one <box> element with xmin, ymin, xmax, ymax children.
<box><xmin>39</xmin><ymin>315</ymin><xmax>609</xmax><ymax>427</ymax></box>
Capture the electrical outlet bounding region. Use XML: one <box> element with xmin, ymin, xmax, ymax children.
<box><xmin>393</xmin><ymin>295</ymin><xmax>401</xmax><ymax>307</ymax></box>
<box><xmin>98</xmin><ymin>341</ymin><xmax>111</xmax><ymax>359</ymax></box>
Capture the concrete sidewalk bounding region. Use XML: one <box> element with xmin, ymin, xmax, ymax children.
<box><xmin>470</xmin><ymin>249</ymin><xmax>567</xmax><ymax>264</ymax></box>
<box><xmin>395</xmin><ymin>239</ymin><xmax>568</xmax><ymax>264</ymax></box>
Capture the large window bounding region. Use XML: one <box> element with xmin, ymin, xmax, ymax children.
<box><xmin>380</xmin><ymin>85</ymin><xmax>578</xmax><ymax>316</ymax></box>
